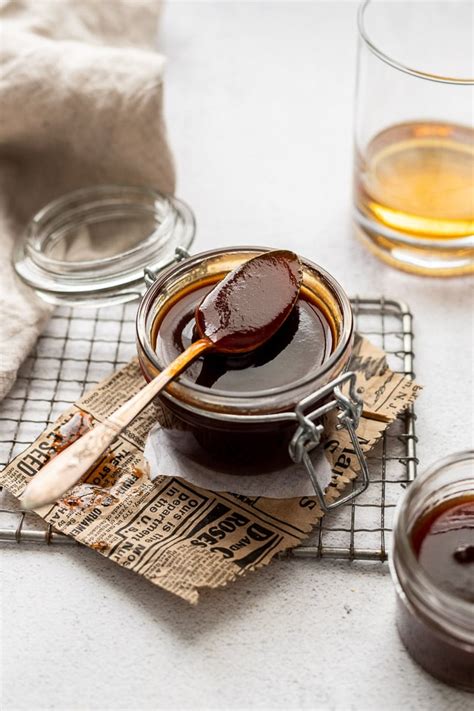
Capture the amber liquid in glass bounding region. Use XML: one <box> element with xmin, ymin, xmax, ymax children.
<box><xmin>355</xmin><ymin>121</ymin><xmax>474</xmax><ymax>274</ymax></box>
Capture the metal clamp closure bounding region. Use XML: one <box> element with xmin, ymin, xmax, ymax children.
<box><xmin>288</xmin><ymin>371</ymin><xmax>369</xmax><ymax>513</ymax></box>
<box><xmin>144</xmin><ymin>247</ymin><xmax>190</xmax><ymax>288</ymax></box>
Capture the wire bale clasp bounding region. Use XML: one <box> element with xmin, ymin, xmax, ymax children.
<box><xmin>288</xmin><ymin>371</ymin><xmax>369</xmax><ymax>512</ymax></box>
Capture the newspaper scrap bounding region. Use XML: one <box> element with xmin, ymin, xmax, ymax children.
<box><xmin>0</xmin><ymin>335</ymin><xmax>420</xmax><ymax>603</ymax></box>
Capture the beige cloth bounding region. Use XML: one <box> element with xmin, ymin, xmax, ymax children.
<box><xmin>0</xmin><ymin>0</ymin><xmax>175</xmax><ymax>400</ymax></box>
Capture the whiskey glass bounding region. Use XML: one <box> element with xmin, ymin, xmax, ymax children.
<box><xmin>354</xmin><ymin>1</ymin><xmax>474</xmax><ymax>276</ymax></box>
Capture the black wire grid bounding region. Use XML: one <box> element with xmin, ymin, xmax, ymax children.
<box><xmin>0</xmin><ymin>297</ymin><xmax>417</xmax><ymax>560</ymax></box>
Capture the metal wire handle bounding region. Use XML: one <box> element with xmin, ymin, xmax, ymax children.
<box><xmin>288</xmin><ymin>371</ymin><xmax>368</xmax><ymax>512</ymax></box>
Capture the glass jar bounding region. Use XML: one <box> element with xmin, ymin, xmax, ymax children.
<box><xmin>14</xmin><ymin>185</ymin><xmax>195</xmax><ymax>306</ymax></box>
<box><xmin>136</xmin><ymin>246</ymin><xmax>368</xmax><ymax>511</ymax></box>
<box><xmin>390</xmin><ymin>451</ymin><xmax>474</xmax><ymax>691</ymax></box>
<box><xmin>14</xmin><ymin>187</ymin><xmax>369</xmax><ymax>512</ymax></box>
<box><xmin>353</xmin><ymin>1</ymin><xmax>474</xmax><ymax>276</ymax></box>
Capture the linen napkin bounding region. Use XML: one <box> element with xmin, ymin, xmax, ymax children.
<box><xmin>0</xmin><ymin>0</ymin><xmax>175</xmax><ymax>400</ymax></box>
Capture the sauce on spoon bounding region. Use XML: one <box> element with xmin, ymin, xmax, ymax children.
<box><xmin>196</xmin><ymin>249</ymin><xmax>302</xmax><ymax>352</ymax></box>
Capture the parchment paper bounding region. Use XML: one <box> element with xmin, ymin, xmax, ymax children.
<box><xmin>0</xmin><ymin>336</ymin><xmax>420</xmax><ymax>603</ymax></box>
<box><xmin>144</xmin><ymin>427</ymin><xmax>333</xmax><ymax>498</ymax></box>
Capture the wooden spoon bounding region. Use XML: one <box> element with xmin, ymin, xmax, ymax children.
<box><xmin>21</xmin><ymin>250</ymin><xmax>302</xmax><ymax>510</ymax></box>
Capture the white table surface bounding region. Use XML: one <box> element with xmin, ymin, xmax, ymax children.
<box><xmin>2</xmin><ymin>3</ymin><xmax>473</xmax><ymax>710</ymax></box>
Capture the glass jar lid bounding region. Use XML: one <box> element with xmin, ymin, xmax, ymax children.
<box><xmin>13</xmin><ymin>185</ymin><xmax>196</xmax><ymax>307</ymax></box>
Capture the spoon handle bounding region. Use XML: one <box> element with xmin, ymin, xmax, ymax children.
<box><xmin>21</xmin><ymin>339</ymin><xmax>211</xmax><ymax>510</ymax></box>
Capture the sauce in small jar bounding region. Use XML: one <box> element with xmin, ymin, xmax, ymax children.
<box><xmin>136</xmin><ymin>247</ymin><xmax>354</xmax><ymax>472</ymax></box>
<box><xmin>412</xmin><ymin>495</ymin><xmax>474</xmax><ymax>603</ymax></box>
<box><xmin>390</xmin><ymin>451</ymin><xmax>474</xmax><ymax>691</ymax></box>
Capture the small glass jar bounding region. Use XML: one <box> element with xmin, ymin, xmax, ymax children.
<box><xmin>390</xmin><ymin>451</ymin><xmax>474</xmax><ymax>691</ymax></box>
<box><xmin>136</xmin><ymin>246</ymin><xmax>368</xmax><ymax>510</ymax></box>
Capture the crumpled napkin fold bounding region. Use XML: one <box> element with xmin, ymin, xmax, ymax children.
<box><xmin>0</xmin><ymin>0</ymin><xmax>175</xmax><ymax>399</ymax></box>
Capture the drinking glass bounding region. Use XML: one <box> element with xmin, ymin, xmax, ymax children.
<box><xmin>353</xmin><ymin>1</ymin><xmax>474</xmax><ymax>276</ymax></box>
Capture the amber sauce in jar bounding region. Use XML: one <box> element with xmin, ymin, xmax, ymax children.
<box><xmin>404</xmin><ymin>495</ymin><xmax>474</xmax><ymax>687</ymax></box>
<box><xmin>411</xmin><ymin>495</ymin><xmax>474</xmax><ymax>603</ymax></box>
<box><xmin>391</xmin><ymin>452</ymin><xmax>474</xmax><ymax>692</ymax></box>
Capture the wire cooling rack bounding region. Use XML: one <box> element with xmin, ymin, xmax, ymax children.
<box><xmin>0</xmin><ymin>297</ymin><xmax>417</xmax><ymax>560</ymax></box>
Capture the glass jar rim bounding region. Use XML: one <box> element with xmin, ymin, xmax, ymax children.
<box><xmin>390</xmin><ymin>450</ymin><xmax>474</xmax><ymax>641</ymax></box>
<box><xmin>358</xmin><ymin>0</ymin><xmax>474</xmax><ymax>86</ymax></box>
<box><xmin>136</xmin><ymin>246</ymin><xmax>354</xmax><ymax>407</ymax></box>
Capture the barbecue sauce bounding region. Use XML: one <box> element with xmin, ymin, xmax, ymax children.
<box><xmin>196</xmin><ymin>249</ymin><xmax>302</xmax><ymax>353</ymax></box>
<box><xmin>394</xmin><ymin>493</ymin><xmax>474</xmax><ymax>691</ymax></box>
<box><xmin>411</xmin><ymin>495</ymin><xmax>474</xmax><ymax>603</ymax></box>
